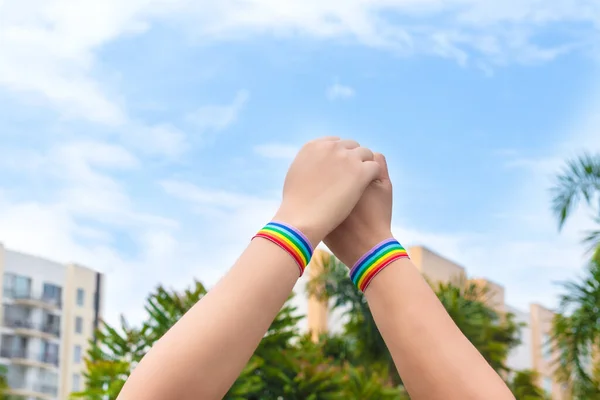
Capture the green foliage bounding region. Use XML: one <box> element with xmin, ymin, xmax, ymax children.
<box><xmin>308</xmin><ymin>253</ymin><xmax>523</xmax><ymax>382</ymax></box>
<box><xmin>434</xmin><ymin>280</ymin><xmax>522</xmax><ymax>373</ymax></box>
<box><xmin>71</xmin><ymin>281</ymin><xmax>207</xmax><ymax>400</ymax></box>
<box><xmin>306</xmin><ymin>254</ymin><xmax>393</xmax><ymax>372</ymax></box>
<box><xmin>144</xmin><ymin>281</ymin><xmax>208</xmax><ymax>343</ymax></box>
<box><xmin>0</xmin><ymin>365</ymin><xmax>8</xmax><ymax>398</ymax></box>
<box><xmin>552</xmin><ymin>152</ymin><xmax>600</xmax><ymax>251</ymax></box>
<box><xmin>341</xmin><ymin>365</ymin><xmax>405</xmax><ymax>399</ymax></box>
<box><xmin>246</xmin><ymin>336</ymin><xmax>345</xmax><ymax>400</ymax></box>
<box><xmin>508</xmin><ymin>370</ymin><xmax>547</xmax><ymax>400</ymax></box>
<box><xmin>551</xmin><ymin>252</ymin><xmax>600</xmax><ymax>398</ymax></box>
<box><xmin>73</xmin><ymin>278</ymin><xmax>399</xmax><ymax>400</ymax></box>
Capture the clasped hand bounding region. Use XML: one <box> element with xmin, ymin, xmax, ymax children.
<box><xmin>273</xmin><ymin>136</ymin><xmax>394</xmax><ymax>269</ymax></box>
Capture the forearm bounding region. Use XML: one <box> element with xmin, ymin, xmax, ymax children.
<box><xmin>366</xmin><ymin>259</ymin><xmax>514</xmax><ymax>400</ymax></box>
<box><xmin>118</xmin><ymin>238</ymin><xmax>300</xmax><ymax>400</ymax></box>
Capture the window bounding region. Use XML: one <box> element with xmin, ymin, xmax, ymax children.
<box><xmin>74</xmin><ymin>345</ymin><xmax>82</xmax><ymax>363</ymax></box>
<box><xmin>76</xmin><ymin>288</ymin><xmax>85</xmax><ymax>306</ymax></box>
<box><xmin>75</xmin><ymin>317</ymin><xmax>83</xmax><ymax>334</ymax></box>
<box><xmin>542</xmin><ymin>334</ymin><xmax>552</xmax><ymax>360</ymax></box>
<box><xmin>543</xmin><ymin>377</ymin><xmax>553</xmax><ymax>395</ymax></box>
<box><xmin>1</xmin><ymin>334</ymin><xmax>27</xmax><ymax>358</ymax></box>
<box><xmin>42</xmin><ymin>312</ymin><xmax>61</xmax><ymax>336</ymax></box>
<box><xmin>73</xmin><ymin>373</ymin><xmax>81</xmax><ymax>391</ymax></box>
<box><xmin>4</xmin><ymin>304</ymin><xmax>29</xmax><ymax>326</ymax></box>
<box><xmin>2</xmin><ymin>273</ymin><xmax>14</xmax><ymax>298</ymax></box>
<box><xmin>39</xmin><ymin>369</ymin><xmax>59</xmax><ymax>396</ymax></box>
<box><xmin>42</xmin><ymin>283</ymin><xmax>62</xmax><ymax>307</ymax></box>
<box><xmin>40</xmin><ymin>341</ymin><xmax>59</xmax><ymax>365</ymax></box>
<box><xmin>3</xmin><ymin>274</ymin><xmax>32</xmax><ymax>299</ymax></box>
<box><xmin>14</xmin><ymin>276</ymin><xmax>31</xmax><ymax>298</ymax></box>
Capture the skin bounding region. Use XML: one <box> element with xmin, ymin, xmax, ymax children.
<box><xmin>116</xmin><ymin>137</ymin><xmax>381</xmax><ymax>400</ymax></box>
<box><xmin>325</xmin><ymin>153</ymin><xmax>515</xmax><ymax>400</ymax></box>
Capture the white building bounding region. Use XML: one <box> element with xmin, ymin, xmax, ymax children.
<box><xmin>0</xmin><ymin>243</ymin><xmax>104</xmax><ymax>400</ymax></box>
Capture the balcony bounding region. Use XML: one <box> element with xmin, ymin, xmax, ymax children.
<box><xmin>33</xmin><ymin>383</ymin><xmax>59</xmax><ymax>397</ymax></box>
<box><xmin>0</xmin><ymin>348</ymin><xmax>59</xmax><ymax>369</ymax></box>
<box><xmin>12</xmin><ymin>293</ymin><xmax>62</xmax><ymax>311</ymax></box>
<box><xmin>4</xmin><ymin>319</ymin><xmax>60</xmax><ymax>339</ymax></box>
<box><xmin>6</xmin><ymin>381</ymin><xmax>57</xmax><ymax>400</ymax></box>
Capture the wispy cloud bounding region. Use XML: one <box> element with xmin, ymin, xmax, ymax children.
<box><xmin>327</xmin><ymin>82</ymin><xmax>355</xmax><ymax>101</ymax></box>
<box><xmin>253</xmin><ymin>143</ymin><xmax>299</xmax><ymax>159</ymax></box>
<box><xmin>1</xmin><ymin>0</ymin><xmax>598</xmax><ymax>129</ymax></box>
<box><xmin>186</xmin><ymin>90</ymin><xmax>250</xmax><ymax>133</ymax></box>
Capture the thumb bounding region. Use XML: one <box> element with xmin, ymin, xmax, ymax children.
<box><xmin>374</xmin><ymin>153</ymin><xmax>390</xmax><ymax>181</ymax></box>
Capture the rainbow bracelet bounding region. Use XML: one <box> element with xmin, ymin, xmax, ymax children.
<box><xmin>253</xmin><ymin>221</ymin><xmax>313</xmax><ymax>276</ymax></box>
<box><xmin>350</xmin><ymin>238</ymin><xmax>409</xmax><ymax>292</ymax></box>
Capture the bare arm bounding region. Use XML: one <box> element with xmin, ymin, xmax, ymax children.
<box><xmin>117</xmin><ymin>239</ymin><xmax>302</xmax><ymax>400</ymax></box>
<box><xmin>116</xmin><ymin>137</ymin><xmax>381</xmax><ymax>400</ymax></box>
<box><xmin>325</xmin><ymin>153</ymin><xmax>514</xmax><ymax>400</ymax></box>
<box><xmin>365</xmin><ymin>259</ymin><xmax>514</xmax><ymax>399</ymax></box>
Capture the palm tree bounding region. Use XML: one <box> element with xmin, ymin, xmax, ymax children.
<box><xmin>73</xmin><ymin>278</ymin><xmax>396</xmax><ymax>400</ymax></box>
<box><xmin>434</xmin><ymin>280</ymin><xmax>522</xmax><ymax>373</ymax></box>
<box><xmin>552</xmin><ymin>153</ymin><xmax>600</xmax><ymax>252</ymax></box>
<box><xmin>71</xmin><ymin>281</ymin><xmax>208</xmax><ymax>399</ymax></box>
<box><xmin>508</xmin><ymin>369</ymin><xmax>547</xmax><ymax>400</ymax></box>
<box><xmin>551</xmin><ymin>153</ymin><xmax>600</xmax><ymax>398</ymax></box>
<box><xmin>340</xmin><ymin>365</ymin><xmax>406</xmax><ymax>399</ymax></box>
<box><xmin>306</xmin><ymin>254</ymin><xmax>394</xmax><ymax>379</ymax></box>
<box><xmin>308</xmin><ymin>253</ymin><xmax>522</xmax><ymax>377</ymax></box>
<box><xmin>551</xmin><ymin>251</ymin><xmax>600</xmax><ymax>398</ymax></box>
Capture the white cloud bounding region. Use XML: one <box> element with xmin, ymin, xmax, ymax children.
<box><xmin>0</xmin><ymin>0</ymin><xmax>599</xmax><ymax>332</ymax></box>
<box><xmin>125</xmin><ymin>123</ymin><xmax>188</xmax><ymax>157</ymax></box>
<box><xmin>253</xmin><ymin>143</ymin><xmax>299</xmax><ymax>159</ymax></box>
<box><xmin>327</xmin><ymin>82</ymin><xmax>355</xmax><ymax>100</ymax></box>
<box><xmin>1</xmin><ymin>0</ymin><xmax>598</xmax><ymax>131</ymax></box>
<box><xmin>186</xmin><ymin>90</ymin><xmax>250</xmax><ymax>133</ymax></box>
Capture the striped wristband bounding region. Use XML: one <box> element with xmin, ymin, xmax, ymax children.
<box><xmin>253</xmin><ymin>221</ymin><xmax>313</xmax><ymax>276</ymax></box>
<box><xmin>350</xmin><ymin>239</ymin><xmax>409</xmax><ymax>292</ymax></box>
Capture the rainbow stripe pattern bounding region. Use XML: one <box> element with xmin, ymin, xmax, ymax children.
<box><xmin>350</xmin><ymin>239</ymin><xmax>409</xmax><ymax>292</ymax></box>
<box><xmin>253</xmin><ymin>221</ymin><xmax>313</xmax><ymax>276</ymax></box>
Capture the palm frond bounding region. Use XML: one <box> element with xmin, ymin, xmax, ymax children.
<box><xmin>551</xmin><ymin>153</ymin><xmax>600</xmax><ymax>230</ymax></box>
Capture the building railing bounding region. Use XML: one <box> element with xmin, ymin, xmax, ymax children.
<box><xmin>4</xmin><ymin>319</ymin><xmax>61</xmax><ymax>337</ymax></box>
<box><xmin>0</xmin><ymin>347</ymin><xmax>27</xmax><ymax>359</ymax></box>
<box><xmin>12</xmin><ymin>293</ymin><xmax>62</xmax><ymax>309</ymax></box>
<box><xmin>0</xmin><ymin>348</ymin><xmax>59</xmax><ymax>367</ymax></box>
<box><xmin>33</xmin><ymin>383</ymin><xmax>59</xmax><ymax>396</ymax></box>
<box><xmin>7</xmin><ymin>380</ymin><xmax>59</xmax><ymax>397</ymax></box>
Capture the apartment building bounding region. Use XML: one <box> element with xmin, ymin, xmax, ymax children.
<box><xmin>306</xmin><ymin>246</ymin><xmax>567</xmax><ymax>400</ymax></box>
<box><xmin>0</xmin><ymin>243</ymin><xmax>104</xmax><ymax>400</ymax></box>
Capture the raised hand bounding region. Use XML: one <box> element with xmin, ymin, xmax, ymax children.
<box><xmin>274</xmin><ymin>137</ymin><xmax>381</xmax><ymax>246</ymax></box>
<box><xmin>324</xmin><ymin>152</ymin><xmax>393</xmax><ymax>267</ymax></box>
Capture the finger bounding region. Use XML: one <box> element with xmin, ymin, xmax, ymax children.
<box><xmin>374</xmin><ymin>153</ymin><xmax>390</xmax><ymax>181</ymax></box>
<box><xmin>338</xmin><ymin>139</ymin><xmax>360</xmax><ymax>149</ymax></box>
<box><xmin>313</xmin><ymin>136</ymin><xmax>341</xmax><ymax>142</ymax></box>
<box><xmin>361</xmin><ymin>160</ymin><xmax>382</xmax><ymax>183</ymax></box>
<box><xmin>354</xmin><ymin>147</ymin><xmax>375</xmax><ymax>162</ymax></box>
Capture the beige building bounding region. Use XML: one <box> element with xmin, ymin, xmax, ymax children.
<box><xmin>307</xmin><ymin>246</ymin><xmax>567</xmax><ymax>399</ymax></box>
<box><xmin>0</xmin><ymin>243</ymin><xmax>104</xmax><ymax>400</ymax></box>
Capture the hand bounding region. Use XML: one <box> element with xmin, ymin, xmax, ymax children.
<box><xmin>324</xmin><ymin>153</ymin><xmax>393</xmax><ymax>268</ymax></box>
<box><xmin>274</xmin><ymin>137</ymin><xmax>381</xmax><ymax>247</ymax></box>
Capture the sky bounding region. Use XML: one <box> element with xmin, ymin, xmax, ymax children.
<box><xmin>0</xmin><ymin>0</ymin><xmax>599</xmax><ymax>327</ymax></box>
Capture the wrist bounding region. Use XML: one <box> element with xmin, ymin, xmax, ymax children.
<box><xmin>272</xmin><ymin>208</ymin><xmax>324</xmax><ymax>249</ymax></box>
<box><xmin>350</xmin><ymin>238</ymin><xmax>409</xmax><ymax>292</ymax></box>
<box><xmin>347</xmin><ymin>232</ymin><xmax>395</xmax><ymax>268</ymax></box>
<box><xmin>327</xmin><ymin>226</ymin><xmax>393</xmax><ymax>268</ymax></box>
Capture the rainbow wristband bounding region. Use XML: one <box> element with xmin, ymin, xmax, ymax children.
<box><xmin>253</xmin><ymin>221</ymin><xmax>313</xmax><ymax>276</ymax></box>
<box><xmin>350</xmin><ymin>239</ymin><xmax>409</xmax><ymax>292</ymax></box>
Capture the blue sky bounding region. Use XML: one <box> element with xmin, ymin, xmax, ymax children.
<box><xmin>1</xmin><ymin>0</ymin><xmax>599</xmax><ymax>325</ymax></box>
